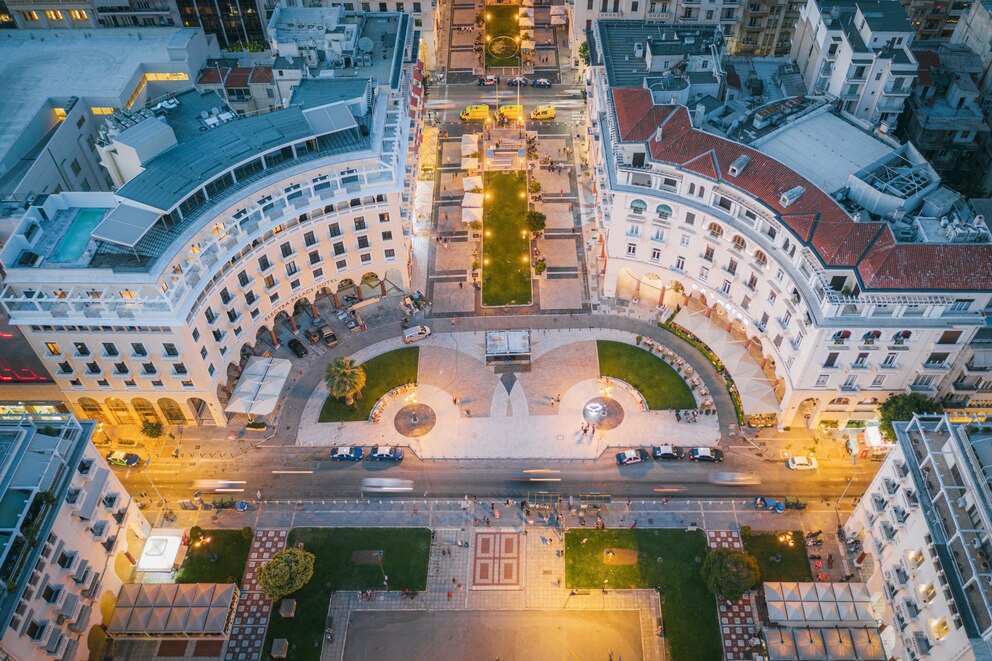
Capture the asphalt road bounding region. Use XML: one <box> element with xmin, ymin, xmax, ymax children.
<box><xmin>118</xmin><ymin>444</ymin><xmax>873</xmax><ymax>505</ymax></box>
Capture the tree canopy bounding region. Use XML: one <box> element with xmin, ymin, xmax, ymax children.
<box><xmin>578</xmin><ymin>41</ymin><xmax>590</xmax><ymax>66</ymax></box>
<box><xmin>525</xmin><ymin>210</ymin><xmax>547</xmax><ymax>233</ymax></box>
<box><xmin>257</xmin><ymin>547</ymin><xmax>315</xmax><ymax>601</ymax></box>
<box><xmin>325</xmin><ymin>357</ymin><xmax>367</xmax><ymax>406</ymax></box>
<box><xmin>700</xmin><ymin>548</ymin><xmax>760</xmax><ymax>600</ymax></box>
<box><xmin>878</xmin><ymin>393</ymin><xmax>942</xmax><ymax>439</ymax></box>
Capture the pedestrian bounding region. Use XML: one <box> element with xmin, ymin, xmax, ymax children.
<box><xmin>590</xmin><ymin>424</ymin><xmax>596</xmax><ymax>433</ymax></box>
<box><xmin>459</xmin><ymin>281</ymin><xmax>464</xmax><ymax>289</ymax></box>
<box><xmin>626</xmin><ymin>497</ymin><xmax>631</xmax><ymax>511</ymax></box>
<box><xmin>494</xmin><ymin>508</ymin><xmax>500</xmax><ymax>519</ymax></box>
<box><xmin>491</xmin><ymin>502</ymin><xmax>496</xmax><ymax>512</ymax></box>
<box><xmin>631</xmin><ymin>520</ymin><xmax>638</xmax><ymax>529</ymax></box>
<box><xmin>555</xmin><ymin>394</ymin><xmax>561</xmax><ymax>403</ymax></box>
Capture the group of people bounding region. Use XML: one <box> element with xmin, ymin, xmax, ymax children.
<box><xmin>675</xmin><ymin>409</ymin><xmax>701</xmax><ymax>423</ymax></box>
<box><xmin>357</xmin><ymin>589</ymin><xmax>378</xmax><ymax>601</ymax></box>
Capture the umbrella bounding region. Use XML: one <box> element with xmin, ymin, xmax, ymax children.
<box><xmin>154</xmin><ymin>584</ymin><xmax>178</xmax><ymax>608</ymax></box>
<box><xmin>165</xmin><ymin>607</ymin><xmax>189</xmax><ymax>632</ymax></box>
<box><xmin>764</xmin><ymin>582</ymin><xmax>785</xmax><ymax>602</ymax></box>
<box><xmin>461</xmin><ymin>140</ymin><xmax>479</xmax><ymax>157</ymax></box>
<box><xmin>550</xmin><ymin>5</ymin><xmax>566</xmax><ymax>14</ymax></box>
<box><xmin>824</xmin><ymin>628</ymin><xmax>857</xmax><ymax>660</ymax></box>
<box><xmin>174</xmin><ymin>583</ymin><xmax>196</xmax><ymax>609</ymax></box>
<box><xmin>767</xmin><ymin>601</ymin><xmax>788</xmax><ymax>623</ymax></box>
<box><xmin>205</xmin><ymin>606</ymin><xmax>230</xmax><ymax>634</ymax></box>
<box><xmin>852</xmin><ymin>627</ymin><xmax>884</xmax><ymax>660</ymax></box>
<box><xmin>461</xmin><ymin>157</ymin><xmax>479</xmax><ymax>171</ymax></box>
<box><xmin>463</xmin><ymin>193</ymin><xmax>484</xmax><ymax>208</ymax></box>
<box><xmin>765</xmin><ymin>629</ymin><xmax>798</xmax><ymax>660</ymax></box>
<box><xmin>781</xmin><ymin>582</ymin><xmax>801</xmax><ymax>601</ymax></box>
<box><xmin>551</xmin><ymin>15</ymin><xmax>567</xmax><ymax>25</ymax></box>
<box><xmin>520</xmin><ymin>16</ymin><xmax>534</xmax><ymax>27</ymax></box>
<box><xmin>462</xmin><ymin>175</ymin><xmax>483</xmax><ymax>192</ymax></box>
<box><xmin>462</xmin><ymin>207</ymin><xmax>483</xmax><ymax>223</ymax></box>
<box><xmin>795</xmin><ymin>628</ymin><xmax>825</xmax><ymax>660</ymax></box>
<box><xmin>147</xmin><ymin>606</ymin><xmax>170</xmax><ymax>632</ymax></box>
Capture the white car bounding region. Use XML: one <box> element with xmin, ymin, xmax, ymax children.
<box><xmin>786</xmin><ymin>456</ymin><xmax>819</xmax><ymax>471</ymax></box>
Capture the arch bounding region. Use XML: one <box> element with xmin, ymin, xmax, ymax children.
<box><xmin>655</xmin><ymin>204</ymin><xmax>673</xmax><ymax>219</ymax></box>
<box><xmin>629</xmin><ymin>199</ymin><xmax>647</xmax><ymax>213</ymax></box>
<box><xmin>77</xmin><ymin>397</ymin><xmax>108</xmax><ymax>423</ymax></box>
<box><xmin>829</xmin><ymin>397</ymin><xmax>850</xmax><ymax>406</ymax></box>
<box><xmin>337</xmin><ymin>278</ymin><xmax>356</xmax><ymax>291</ymax></box>
<box><xmin>188</xmin><ymin>398</ymin><xmax>210</xmax><ymax>425</ymax></box>
<box><xmin>157</xmin><ymin>398</ymin><xmax>187</xmax><ymax>425</ymax></box>
<box><xmin>858</xmin><ymin>397</ymin><xmax>879</xmax><ymax>405</ymax></box>
<box><xmin>754</xmin><ymin>250</ymin><xmax>767</xmax><ymax>266</ymax></box>
<box><xmin>733</xmin><ymin>234</ymin><xmax>747</xmax><ymax>251</ymax></box>
<box><xmin>707</xmin><ymin>222</ymin><xmax>723</xmax><ymax>238</ymax></box>
<box><xmin>132</xmin><ymin>398</ymin><xmax>160</xmax><ymax>425</ymax></box>
<box><xmin>105</xmin><ymin>398</ymin><xmax>135</xmax><ymax>426</ymax></box>
<box><xmin>360</xmin><ymin>271</ymin><xmax>382</xmax><ymax>299</ymax></box>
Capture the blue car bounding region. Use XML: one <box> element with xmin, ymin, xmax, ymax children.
<box><xmin>368</xmin><ymin>445</ymin><xmax>404</xmax><ymax>462</ymax></box>
<box><xmin>530</xmin><ymin>78</ymin><xmax>552</xmax><ymax>88</ymax></box>
<box><xmin>329</xmin><ymin>446</ymin><xmax>364</xmax><ymax>461</ymax></box>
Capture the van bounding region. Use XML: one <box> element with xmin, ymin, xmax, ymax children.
<box><xmin>496</xmin><ymin>104</ymin><xmax>523</xmax><ymax>121</ymax></box>
<box><xmin>319</xmin><ymin>324</ymin><xmax>339</xmax><ymax>347</ymax></box>
<box><xmin>460</xmin><ymin>105</ymin><xmax>491</xmax><ymax>121</ymax></box>
<box><xmin>530</xmin><ymin>104</ymin><xmax>556</xmax><ymax>120</ymax></box>
<box><xmin>403</xmin><ymin>325</ymin><xmax>432</xmax><ymax>343</ymax></box>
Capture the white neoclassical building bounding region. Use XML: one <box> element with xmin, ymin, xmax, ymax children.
<box><xmin>585</xmin><ymin>21</ymin><xmax>992</xmax><ymax>431</ymax></box>
<box><xmin>0</xmin><ymin>11</ymin><xmax>422</xmax><ymax>427</ymax></box>
<box><xmin>844</xmin><ymin>414</ymin><xmax>992</xmax><ymax>661</ymax></box>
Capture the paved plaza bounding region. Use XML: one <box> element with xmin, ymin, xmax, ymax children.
<box><xmin>297</xmin><ymin>328</ymin><xmax>720</xmax><ymax>458</ymax></box>
<box><xmin>342</xmin><ymin>610</ymin><xmax>645</xmax><ymax>660</ymax></box>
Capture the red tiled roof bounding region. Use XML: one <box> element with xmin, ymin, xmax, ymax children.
<box><xmin>197</xmin><ymin>67</ymin><xmax>229</xmax><ymax>85</ymax></box>
<box><xmin>914</xmin><ymin>50</ymin><xmax>940</xmax><ymax>88</ymax></box>
<box><xmin>249</xmin><ymin>66</ymin><xmax>273</xmax><ymax>84</ymax></box>
<box><xmin>610</xmin><ymin>88</ymin><xmax>992</xmax><ymax>291</ymax></box>
<box><xmin>225</xmin><ymin>67</ymin><xmax>252</xmax><ymax>89</ymax></box>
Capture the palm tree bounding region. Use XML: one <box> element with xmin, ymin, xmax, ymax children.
<box><xmin>325</xmin><ymin>358</ymin><xmax>367</xmax><ymax>406</ymax></box>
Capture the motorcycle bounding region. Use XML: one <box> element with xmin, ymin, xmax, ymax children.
<box><xmin>814</xmin><ymin>559</ymin><xmax>823</xmax><ymax>571</ymax></box>
<box><xmin>808</xmin><ymin>539</ymin><xmax>824</xmax><ymax>547</ymax></box>
<box><xmin>808</xmin><ymin>554</ymin><xmax>822</xmax><ymax>561</ymax></box>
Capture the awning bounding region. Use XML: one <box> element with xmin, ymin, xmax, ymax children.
<box><xmin>765</xmin><ymin>629</ymin><xmax>798</xmax><ymax>660</ymax></box>
<box><xmin>224</xmin><ymin>357</ymin><xmax>292</xmax><ymax>416</ymax></box>
<box><xmin>303</xmin><ymin>103</ymin><xmax>358</xmax><ymax>134</ymax></box>
<box><xmin>462</xmin><ymin>207</ymin><xmax>483</xmax><ymax>223</ymax></box>
<box><xmin>92</xmin><ymin>204</ymin><xmax>162</xmax><ymax>248</ymax></box>
<box><xmin>463</xmin><ymin>176</ymin><xmax>483</xmax><ymax>192</ymax></box>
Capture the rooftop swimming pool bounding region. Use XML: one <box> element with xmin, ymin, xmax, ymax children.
<box><xmin>50</xmin><ymin>208</ymin><xmax>106</xmax><ymax>263</ymax></box>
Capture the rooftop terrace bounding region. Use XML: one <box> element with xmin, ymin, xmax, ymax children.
<box><xmin>595</xmin><ymin>21</ymin><xmax>724</xmax><ymax>88</ymax></box>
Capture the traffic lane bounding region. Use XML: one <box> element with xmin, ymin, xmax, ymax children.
<box><xmin>118</xmin><ymin>454</ymin><xmax>872</xmax><ymax>501</ymax></box>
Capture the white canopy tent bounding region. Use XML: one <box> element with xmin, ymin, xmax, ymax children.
<box><xmin>519</xmin><ymin>16</ymin><xmax>535</xmax><ymax>28</ymax></box>
<box><xmin>550</xmin><ymin>5</ymin><xmax>566</xmax><ymax>14</ymax></box>
<box><xmin>224</xmin><ymin>357</ymin><xmax>292</xmax><ymax>418</ymax></box>
<box><xmin>522</xmin><ymin>40</ymin><xmax>536</xmax><ymax>54</ymax></box>
<box><xmin>461</xmin><ymin>134</ymin><xmax>480</xmax><ymax>156</ymax></box>
<box><xmin>461</xmin><ymin>157</ymin><xmax>479</xmax><ymax>171</ymax></box>
<box><xmin>463</xmin><ymin>175</ymin><xmax>484</xmax><ymax>192</ymax></box>
<box><xmin>462</xmin><ymin>207</ymin><xmax>483</xmax><ymax>223</ymax></box>
<box><xmin>462</xmin><ymin>192</ymin><xmax>484</xmax><ymax>208</ymax></box>
<box><xmin>415</xmin><ymin>180</ymin><xmax>434</xmax><ymax>225</ymax></box>
<box><xmin>551</xmin><ymin>15</ymin><xmax>567</xmax><ymax>25</ymax></box>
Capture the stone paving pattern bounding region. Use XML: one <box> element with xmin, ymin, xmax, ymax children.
<box><xmin>706</xmin><ymin>530</ymin><xmax>759</xmax><ymax>661</ymax></box>
<box><xmin>225</xmin><ymin>529</ymin><xmax>288</xmax><ymax>661</ymax></box>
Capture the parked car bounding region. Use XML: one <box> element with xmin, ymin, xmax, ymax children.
<box><xmin>304</xmin><ymin>327</ymin><xmax>320</xmax><ymax>345</ymax></box>
<box><xmin>287</xmin><ymin>338</ymin><xmax>308</xmax><ymax>358</ymax></box>
<box><xmin>710</xmin><ymin>471</ymin><xmax>761</xmax><ymax>485</ymax></box>
<box><xmin>106</xmin><ymin>451</ymin><xmax>141</xmax><ymax>467</ymax></box>
<box><xmin>786</xmin><ymin>456</ymin><xmax>819</xmax><ymax>471</ymax></box>
<box><xmin>688</xmin><ymin>447</ymin><xmax>724</xmax><ymax>462</ymax></box>
<box><xmin>329</xmin><ymin>446</ymin><xmax>364</xmax><ymax>461</ymax></box>
<box><xmin>368</xmin><ymin>445</ymin><xmax>404</xmax><ymax>462</ymax></box>
<box><xmin>478</xmin><ymin>75</ymin><xmax>497</xmax><ymax>86</ymax></box>
<box><xmin>507</xmin><ymin>75</ymin><xmax>529</xmax><ymax>86</ymax></box>
<box><xmin>319</xmin><ymin>324</ymin><xmax>339</xmax><ymax>347</ymax></box>
<box><xmin>530</xmin><ymin>78</ymin><xmax>552</xmax><ymax>88</ymax></box>
<box><xmin>403</xmin><ymin>325</ymin><xmax>432</xmax><ymax>343</ymax></box>
<box><xmin>651</xmin><ymin>445</ymin><xmax>684</xmax><ymax>460</ymax></box>
<box><xmin>615</xmin><ymin>448</ymin><xmax>650</xmax><ymax>465</ymax></box>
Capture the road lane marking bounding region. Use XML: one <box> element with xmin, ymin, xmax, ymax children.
<box><xmin>271</xmin><ymin>470</ymin><xmax>314</xmax><ymax>474</ymax></box>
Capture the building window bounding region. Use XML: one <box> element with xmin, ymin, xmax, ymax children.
<box><xmin>384</xmin><ymin>249</ymin><xmax>396</xmax><ymax>259</ymax></box>
<box><xmin>626</xmin><ymin>243</ymin><xmax>637</xmax><ymax>256</ymax></box>
<box><xmin>46</xmin><ymin>342</ymin><xmax>62</xmax><ymax>355</ymax></box>
<box><xmin>73</xmin><ymin>342</ymin><xmax>90</xmax><ymax>356</ymax></box>
<box><xmin>650</xmin><ymin>248</ymin><xmax>661</xmax><ymax>261</ymax></box>
<box><xmin>131</xmin><ymin>343</ymin><xmax>146</xmax><ymax>357</ymax></box>
<box><xmin>816</xmin><ymin>375</ymin><xmax>829</xmax><ymax>386</ymax></box>
<box><xmin>684</xmin><ymin>212</ymin><xmax>695</xmax><ymax>225</ymax></box>
<box><xmin>680</xmin><ymin>234</ymin><xmax>690</xmax><ymax>247</ymax></box>
<box><xmin>280</xmin><ymin>241</ymin><xmax>293</xmax><ymax>258</ymax></box>
<box><xmin>354</xmin><ymin>217</ymin><xmax>367</xmax><ymax>231</ymax></box>
<box><xmin>382</xmin><ymin>231</ymin><xmax>393</xmax><ymax>241</ymax></box>
<box><xmin>699</xmin><ymin>266</ymin><xmax>709</xmax><ymax>280</ymax></box>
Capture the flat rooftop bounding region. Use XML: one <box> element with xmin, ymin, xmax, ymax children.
<box><xmin>0</xmin><ymin>27</ymin><xmax>203</xmax><ymax>176</ymax></box>
<box><xmin>752</xmin><ymin>110</ymin><xmax>894</xmax><ymax>194</ymax></box>
<box><xmin>595</xmin><ymin>21</ymin><xmax>722</xmax><ymax>88</ymax></box>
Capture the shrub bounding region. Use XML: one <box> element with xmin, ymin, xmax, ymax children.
<box><xmin>141</xmin><ymin>421</ymin><xmax>164</xmax><ymax>438</ymax></box>
<box><xmin>878</xmin><ymin>393</ymin><xmax>942</xmax><ymax>439</ymax></box>
<box><xmin>241</xmin><ymin>527</ymin><xmax>254</xmax><ymax>541</ymax></box>
<box><xmin>700</xmin><ymin>548</ymin><xmax>760</xmax><ymax>600</ymax></box>
<box><xmin>258</xmin><ymin>548</ymin><xmax>316</xmax><ymax>601</ymax></box>
<box><xmin>525</xmin><ymin>210</ymin><xmax>547</xmax><ymax>233</ymax></box>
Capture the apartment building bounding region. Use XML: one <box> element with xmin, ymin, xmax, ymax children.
<box><xmin>0</xmin><ymin>414</ymin><xmax>150</xmax><ymax>660</ymax></box>
<box><xmin>0</xmin><ymin>11</ymin><xmax>419</xmax><ymax>428</ymax></box>
<box><xmin>844</xmin><ymin>414</ymin><xmax>992</xmax><ymax>660</ymax></box>
<box><xmin>0</xmin><ymin>27</ymin><xmax>215</xmax><ymax>201</ymax></box>
<box><xmin>585</xmin><ymin>20</ymin><xmax>992</xmax><ymax>430</ymax></box>
<box><xmin>791</xmin><ymin>0</ymin><xmax>918</xmax><ymax>125</ymax></box>
<box><xmin>899</xmin><ymin>0</ymin><xmax>968</xmax><ymax>42</ymax></box>
<box><xmin>900</xmin><ymin>44</ymin><xmax>989</xmax><ymax>182</ymax></box>
<box><xmin>951</xmin><ymin>1</ymin><xmax>992</xmax><ymax>191</ymax></box>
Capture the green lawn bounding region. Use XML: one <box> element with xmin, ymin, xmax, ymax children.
<box><xmin>262</xmin><ymin>527</ymin><xmax>431</xmax><ymax>661</ymax></box>
<box><xmin>318</xmin><ymin>348</ymin><xmax>419</xmax><ymax>422</ymax></box>
<box><xmin>565</xmin><ymin>529</ymin><xmax>721</xmax><ymax>661</ymax></box>
<box><xmin>743</xmin><ymin>531</ymin><xmax>813</xmax><ymax>583</ymax></box>
<box><xmin>597</xmin><ymin>340</ymin><xmax>697</xmax><ymax>410</ymax></box>
<box><xmin>176</xmin><ymin>529</ymin><xmax>252</xmax><ymax>586</ymax></box>
<box><xmin>485</xmin><ymin>4</ymin><xmax>521</xmax><ymax>66</ymax></box>
<box><xmin>482</xmin><ymin>171</ymin><xmax>532</xmax><ymax>307</ymax></box>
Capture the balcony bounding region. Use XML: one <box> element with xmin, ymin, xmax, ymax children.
<box><xmin>883</xmin><ymin>81</ymin><xmax>912</xmax><ymax>97</ymax></box>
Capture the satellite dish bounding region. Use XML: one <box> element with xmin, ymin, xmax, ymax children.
<box><xmin>358</xmin><ymin>36</ymin><xmax>374</xmax><ymax>53</ymax></box>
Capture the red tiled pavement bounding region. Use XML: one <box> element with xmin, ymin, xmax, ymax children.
<box><xmin>707</xmin><ymin>530</ymin><xmax>759</xmax><ymax>661</ymax></box>
<box><xmin>224</xmin><ymin>529</ymin><xmax>288</xmax><ymax>661</ymax></box>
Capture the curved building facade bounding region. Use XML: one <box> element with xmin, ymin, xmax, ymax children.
<box><xmin>0</xmin><ymin>12</ymin><xmax>421</xmax><ymax>426</ymax></box>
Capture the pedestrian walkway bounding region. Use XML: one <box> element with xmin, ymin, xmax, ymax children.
<box><xmin>224</xmin><ymin>529</ymin><xmax>288</xmax><ymax>661</ymax></box>
<box><xmin>706</xmin><ymin>530</ymin><xmax>759</xmax><ymax>661</ymax></box>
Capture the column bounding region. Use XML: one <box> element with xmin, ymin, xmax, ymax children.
<box><xmin>380</xmin><ymin>280</ymin><xmax>387</xmax><ymax>297</ymax></box>
<box><xmin>331</xmin><ymin>292</ymin><xmax>340</xmax><ymax>308</ymax></box>
<box><xmin>705</xmin><ymin>306</ymin><xmax>713</xmax><ymax>319</ymax></box>
<box><xmin>289</xmin><ymin>315</ymin><xmax>298</xmax><ymax>333</ymax></box>
<box><xmin>743</xmin><ymin>339</ymin><xmax>752</xmax><ymax>350</ymax></box>
<box><xmin>356</xmin><ymin>287</ymin><xmax>364</xmax><ymax>301</ymax></box>
<box><xmin>310</xmin><ymin>302</ymin><xmax>319</xmax><ymax>319</ymax></box>
<box><xmin>269</xmin><ymin>328</ymin><xmax>279</xmax><ymax>347</ymax></box>
<box><xmin>658</xmin><ymin>286</ymin><xmax>667</xmax><ymax>307</ymax></box>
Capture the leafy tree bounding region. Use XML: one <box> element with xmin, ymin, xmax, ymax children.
<box><xmin>257</xmin><ymin>548</ymin><xmax>315</xmax><ymax>601</ymax></box>
<box><xmin>578</xmin><ymin>41</ymin><xmax>590</xmax><ymax>66</ymax></box>
<box><xmin>700</xmin><ymin>548</ymin><xmax>760</xmax><ymax>600</ymax></box>
<box><xmin>878</xmin><ymin>393</ymin><xmax>943</xmax><ymax>439</ymax></box>
<box><xmin>325</xmin><ymin>357</ymin><xmax>367</xmax><ymax>406</ymax></box>
<box><xmin>141</xmin><ymin>421</ymin><xmax>163</xmax><ymax>439</ymax></box>
<box><xmin>525</xmin><ymin>210</ymin><xmax>547</xmax><ymax>233</ymax></box>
